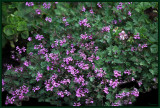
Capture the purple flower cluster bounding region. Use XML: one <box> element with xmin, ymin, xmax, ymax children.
<box><xmin>130</xmin><ymin>88</ymin><xmax>139</xmax><ymax>97</ymax></box>
<box><xmin>36</xmin><ymin>9</ymin><xmax>41</xmax><ymax>15</ymax></box>
<box><xmin>134</xmin><ymin>33</ymin><xmax>140</xmax><ymax>39</ymax></box>
<box><xmin>76</xmin><ymin>88</ymin><xmax>89</xmax><ymax>97</ymax></box>
<box><xmin>74</xmin><ymin>75</ymin><xmax>86</xmax><ymax>86</ymax></box>
<box><xmin>25</xmin><ymin>2</ymin><xmax>34</xmax><ymax>6</ymax></box>
<box><xmin>76</xmin><ymin>61</ymin><xmax>89</xmax><ymax>70</ymax></box>
<box><xmin>124</xmin><ymin>70</ymin><xmax>131</xmax><ymax>75</ymax></box>
<box><xmin>115</xmin><ymin>91</ymin><xmax>130</xmax><ymax>99</ymax></box>
<box><xmin>80</xmin><ymin>32</ymin><xmax>92</xmax><ymax>40</ymax></box>
<box><xmin>23</xmin><ymin>60</ymin><xmax>31</xmax><ymax>67</ymax></box>
<box><xmin>11</xmin><ymin>85</ymin><xmax>29</xmax><ymax>101</ymax></box>
<box><xmin>36</xmin><ymin>72</ymin><xmax>43</xmax><ymax>82</ymax></box>
<box><xmin>59</xmin><ymin>38</ymin><xmax>66</xmax><ymax>46</ymax></box>
<box><xmin>45</xmin><ymin>17</ymin><xmax>52</xmax><ymax>22</ymax></box>
<box><xmin>43</xmin><ymin>2</ymin><xmax>51</xmax><ymax>9</ymax></box>
<box><xmin>32</xmin><ymin>86</ymin><xmax>40</xmax><ymax>92</ymax></box>
<box><xmin>79</xmin><ymin>18</ymin><xmax>91</xmax><ymax>28</ymax></box>
<box><xmin>16</xmin><ymin>46</ymin><xmax>26</xmax><ymax>54</ymax></box>
<box><xmin>95</xmin><ymin>68</ymin><xmax>106</xmax><ymax>78</ymax></box>
<box><xmin>114</xmin><ymin>70</ymin><xmax>121</xmax><ymax>78</ymax></box>
<box><xmin>14</xmin><ymin>67</ymin><xmax>23</xmax><ymax>72</ymax></box>
<box><xmin>62</xmin><ymin>17</ymin><xmax>69</xmax><ymax>26</ymax></box>
<box><xmin>44</xmin><ymin>74</ymin><xmax>60</xmax><ymax>91</ymax></box>
<box><xmin>35</xmin><ymin>34</ymin><xmax>44</xmax><ymax>40</ymax></box>
<box><xmin>5</xmin><ymin>96</ymin><xmax>15</xmax><ymax>105</ymax></box>
<box><xmin>139</xmin><ymin>44</ymin><xmax>148</xmax><ymax>49</ymax></box>
<box><xmin>102</xmin><ymin>26</ymin><xmax>111</xmax><ymax>32</ymax></box>
<box><xmin>60</xmin><ymin>79</ymin><xmax>70</xmax><ymax>85</ymax></box>
<box><xmin>63</xmin><ymin>56</ymin><xmax>73</xmax><ymax>64</ymax></box>
<box><xmin>73</xmin><ymin>102</ymin><xmax>81</xmax><ymax>106</ymax></box>
<box><xmin>109</xmin><ymin>79</ymin><xmax>119</xmax><ymax>88</ymax></box>
<box><xmin>85</xmin><ymin>98</ymin><xmax>94</xmax><ymax>104</ymax></box>
<box><xmin>103</xmin><ymin>87</ymin><xmax>109</xmax><ymax>94</ymax></box>
<box><xmin>117</xmin><ymin>2</ymin><xmax>123</xmax><ymax>10</ymax></box>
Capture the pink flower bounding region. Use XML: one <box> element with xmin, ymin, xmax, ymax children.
<box><xmin>119</xmin><ymin>31</ymin><xmax>128</xmax><ymax>40</ymax></box>
<box><xmin>28</xmin><ymin>37</ymin><xmax>32</xmax><ymax>41</ymax></box>
<box><xmin>102</xmin><ymin>26</ymin><xmax>110</xmax><ymax>32</ymax></box>
<box><xmin>134</xmin><ymin>33</ymin><xmax>140</xmax><ymax>39</ymax></box>
<box><xmin>114</xmin><ymin>70</ymin><xmax>121</xmax><ymax>78</ymax></box>
<box><xmin>103</xmin><ymin>87</ymin><xmax>109</xmax><ymax>94</ymax></box>
<box><xmin>90</xmin><ymin>9</ymin><xmax>94</xmax><ymax>14</ymax></box>
<box><xmin>128</xmin><ymin>11</ymin><xmax>131</xmax><ymax>16</ymax></box>
<box><xmin>82</xmin><ymin>6</ymin><xmax>86</xmax><ymax>12</ymax></box>
<box><xmin>97</xmin><ymin>2</ymin><xmax>102</xmax><ymax>8</ymax></box>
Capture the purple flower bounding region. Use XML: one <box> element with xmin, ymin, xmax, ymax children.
<box><xmin>55</xmin><ymin>2</ymin><xmax>58</xmax><ymax>4</ymax></box>
<box><xmin>97</xmin><ymin>2</ymin><xmax>102</xmax><ymax>8</ymax></box>
<box><xmin>141</xmin><ymin>44</ymin><xmax>147</xmax><ymax>48</ymax></box>
<box><xmin>102</xmin><ymin>26</ymin><xmax>110</xmax><ymax>32</ymax></box>
<box><xmin>73</xmin><ymin>102</ymin><xmax>81</xmax><ymax>106</ymax></box>
<box><xmin>134</xmin><ymin>33</ymin><xmax>140</xmax><ymax>39</ymax></box>
<box><xmin>117</xmin><ymin>2</ymin><xmax>123</xmax><ymax>10</ymax></box>
<box><xmin>45</xmin><ymin>17</ymin><xmax>52</xmax><ymax>22</ymax></box>
<box><xmin>124</xmin><ymin>70</ymin><xmax>131</xmax><ymax>75</ymax></box>
<box><xmin>36</xmin><ymin>72</ymin><xmax>43</xmax><ymax>81</ymax></box>
<box><xmin>128</xmin><ymin>11</ymin><xmax>131</xmax><ymax>16</ymax></box>
<box><xmin>57</xmin><ymin>91</ymin><xmax>64</xmax><ymax>98</ymax></box>
<box><xmin>82</xmin><ymin>6</ymin><xmax>86</xmax><ymax>12</ymax></box>
<box><xmin>35</xmin><ymin>34</ymin><xmax>44</xmax><ymax>40</ymax></box>
<box><xmin>23</xmin><ymin>60</ymin><xmax>30</xmax><ymax>67</ymax></box>
<box><xmin>131</xmin><ymin>88</ymin><xmax>139</xmax><ymax>97</ymax></box>
<box><xmin>26</xmin><ymin>2</ymin><xmax>34</xmax><ymax>6</ymax></box>
<box><xmin>65</xmin><ymin>22</ymin><xmax>69</xmax><ymax>26</ymax></box>
<box><xmin>109</xmin><ymin>79</ymin><xmax>119</xmax><ymax>88</ymax></box>
<box><xmin>28</xmin><ymin>37</ymin><xmax>32</xmax><ymax>41</ymax></box>
<box><xmin>32</xmin><ymin>86</ymin><xmax>40</xmax><ymax>92</ymax></box>
<box><xmin>36</xmin><ymin>9</ymin><xmax>41</xmax><ymax>15</ymax></box>
<box><xmin>103</xmin><ymin>87</ymin><xmax>109</xmax><ymax>94</ymax></box>
<box><xmin>90</xmin><ymin>9</ymin><xmax>94</xmax><ymax>14</ymax></box>
<box><xmin>114</xmin><ymin>70</ymin><xmax>121</xmax><ymax>78</ymax></box>
<box><xmin>62</xmin><ymin>17</ymin><xmax>66</xmax><ymax>22</ymax></box>
<box><xmin>43</xmin><ymin>2</ymin><xmax>51</xmax><ymax>9</ymax></box>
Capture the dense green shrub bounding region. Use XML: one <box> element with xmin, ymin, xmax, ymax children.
<box><xmin>2</xmin><ymin>2</ymin><xmax>158</xmax><ymax>106</ymax></box>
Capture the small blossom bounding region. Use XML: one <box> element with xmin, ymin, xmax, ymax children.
<box><xmin>90</xmin><ymin>9</ymin><xmax>94</xmax><ymax>14</ymax></box>
<box><xmin>28</xmin><ymin>37</ymin><xmax>32</xmax><ymax>41</ymax></box>
<box><xmin>128</xmin><ymin>11</ymin><xmax>131</xmax><ymax>16</ymax></box>
<box><xmin>36</xmin><ymin>9</ymin><xmax>41</xmax><ymax>15</ymax></box>
<box><xmin>134</xmin><ymin>33</ymin><xmax>140</xmax><ymax>39</ymax></box>
<box><xmin>119</xmin><ymin>31</ymin><xmax>128</xmax><ymax>40</ymax></box>
<box><xmin>82</xmin><ymin>6</ymin><xmax>86</xmax><ymax>12</ymax></box>
<box><xmin>26</xmin><ymin>2</ymin><xmax>34</xmax><ymax>6</ymax></box>
<box><xmin>97</xmin><ymin>2</ymin><xmax>102</xmax><ymax>8</ymax></box>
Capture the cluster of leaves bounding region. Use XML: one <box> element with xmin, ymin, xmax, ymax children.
<box><xmin>2</xmin><ymin>2</ymin><xmax>158</xmax><ymax>106</ymax></box>
<box><xmin>2</xmin><ymin>2</ymin><xmax>30</xmax><ymax>48</ymax></box>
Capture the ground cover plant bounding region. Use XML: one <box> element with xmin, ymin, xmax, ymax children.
<box><xmin>2</xmin><ymin>2</ymin><xmax>158</xmax><ymax>106</ymax></box>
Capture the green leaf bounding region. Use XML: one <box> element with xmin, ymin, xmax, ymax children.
<box><xmin>150</xmin><ymin>44</ymin><xmax>158</xmax><ymax>53</ymax></box>
<box><xmin>21</xmin><ymin>31</ymin><xmax>29</xmax><ymax>39</ymax></box>
<box><xmin>17</xmin><ymin>21</ymin><xmax>27</xmax><ymax>31</ymax></box>
<box><xmin>3</xmin><ymin>25</ymin><xmax>16</xmax><ymax>36</ymax></box>
<box><xmin>89</xmin><ymin>77</ymin><xmax>95</xmax><ymax>82</ymax></box>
